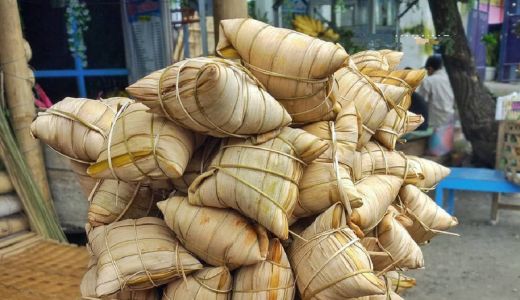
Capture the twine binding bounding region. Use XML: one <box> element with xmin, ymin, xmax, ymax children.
<box><xmin>156</xmin><ymin>57</ymin><xmax>277</xmax><ymax>138</ymax></box>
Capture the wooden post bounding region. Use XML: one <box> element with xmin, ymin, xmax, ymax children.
<box><xmin>213</xmin><ymin>0</ymin><xmax>248</xmax><ymax>48</ymax></box>
<box><xmin>0</xmin><ymin>0</ymin><xmax>52</xmax><ymax>203</ymax></box>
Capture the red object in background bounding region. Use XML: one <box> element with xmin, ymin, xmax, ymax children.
<box><xmin>34</xmin><ymin>84</ymin><xmax>53</xmax><ymax>109</ymax></box>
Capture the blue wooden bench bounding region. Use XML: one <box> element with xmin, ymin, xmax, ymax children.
<box><xmin>435</xmin><ymin>167</ymin><xmax>520</xmax><ymax>223</ymax></box>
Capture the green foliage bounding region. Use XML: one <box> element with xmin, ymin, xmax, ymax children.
<box><xmin>402</xmin><ymin>23</ymin><xmax>434</xmax><ymax>55</ymax></box>
<box><xmin>65</xmin><ymin>0</ymin><xmax>90</xmax><ymax>67</ymax></box>
<box><xmin>248</xmin><ymin>1</ymin><xmax>269</xmax><ymax>23</ymax></box>
<box><xmin>336</xmin><ymin>28</ymin><xmax>365</xmax><ymax>53</ymax></box>
<box><xmin>422</xmin><ymin>26</ymin><xmax>435</xmax><ymax>56</ymax></box>
<box><xmin>402</xmin><ymin>24</ymin><xmax>425</xmax><ymax>35</ymax></box>
<box><xmin>481</xmin><ymin>32</ymin><xmax>499</xmax><ymax>66</ymax></box>
<box><xmin>334</xmin><ymin>0</ymin><xmax>350</xmax><ymax>12</ymax></box>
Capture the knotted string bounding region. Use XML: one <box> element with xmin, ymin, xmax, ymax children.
<box><xmin>44</xmin><ymin>108</ymin><xmax>107</xmax><ymax>138</ymax></box>
<box><xmin>114</xmin><ymin>182</ymin><xmax>143</xmax><ymax>222</ymax></box>
<box><xmin>330</xmin><ymin>121</ymin><xmax>352</xmax><ymax>219</ymax></box>
<box><xmin>221</xmin><ymin>144</ymin><xmax>307</xmax><ymax>166</ymax></box>
<box><xmin>241</xmin><ymin>60</ymin><xmax>337</xmax><ymax>122</ymax></box>
<box><xmin>132</xmin><ymin>220</ymin><xmax>159</xmax><ymax>288</ymax></box>
<box><xmin>157</xmin><ymin>57</ymin><xmax>267</xmax><ymax>138</ymax></box>
<box><xmin>207</xmin><ymin>141</ymin><xmax>308</xmax><ymax>215</ymax></box>
<box><xmin>192</xmin><ymin>275</ymin><xmax>232</xmax><ymax>293</ymax></box>
<box><xmin>36</xmin><ymin>98</ymin><xmax>124</xmax><ymax>165</ymax></box>
<box><xmin>103</xmin><ymin>226</ymin><xmax>125</xmax><ymax>291</ymax></box>
<box><xmin>106</xmin><ymin>101</ymin><xmax>131</xmax><ymax>181</ymax></box>
<box><xmin>233</xmin><ymin>284</ymin><xmax>295</xmax><ymax>293</ymax></box>
<box><xmin>241</xmin><ymin>61</ymin><xmax>329</xmax><ymax>83</ymax></box>
<box><xmin>395</xmin><ymin>194</ymin><xmax>460</xmax><ymax>238</ymax></box>
<box><xmin>291</xmin><ymin>226</ymin><xmax>381</xmax><ymax>299</ymax></box>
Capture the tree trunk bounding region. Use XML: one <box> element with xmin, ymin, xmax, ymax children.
<box><xmin>428</xmin><ymin>0</ymin><xmax>497</xmax><ymax>167</ymax></box>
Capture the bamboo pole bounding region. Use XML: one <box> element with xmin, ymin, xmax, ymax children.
<box><xmin>0</xmin><ymin>73</ymin><xmax>66</xmax><ymax>242</ymax></box>
<box><xmin>0</xmin><ymin>0</ymin><xmax>51</xmax><ymax>203</ymax></box>
<box><xmin>213</xmin><ymin>0</ymin><xmax>248</xmax><ymax>47</ymax></box>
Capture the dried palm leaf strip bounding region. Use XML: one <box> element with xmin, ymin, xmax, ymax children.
<box><xmin>365</xmin><ymin>68</ymin><xmax>426</xmax><ymax>150</ymax></box>
<box><xmin>334</xmin><ymin>62</ymin><xmax>395</xmax><ymax>148</ymax></box>
<box><xmin>378</xmin><ymin>50</ymin><xmax>404</xmax><ymax>71</ymax></box>
<box><xmin>87</xmin><ymin>179</ymin><xmax>168</xmax><ymax>227</ymax></box>
<box><xmin>403</xmin><ymin>112</ymin><xmax>425</xmax><ymax>134</ymax></box>
<box><xmin>407</xmin><ymin>156</ymin><xmax>450</xmax><ymax>189</ymax></box>
<box><xmin>385</xmin><ymin>271</ymin><xmax>416</xmax><ymax>295</ymax></box>
<box><xmin>217</xmin><ymin>18</ymin><xmax>348</xmax><ymax>124</ymax></box>
<box><xmin>362</xmin><ymin>212</ymin><xmax>424</xmax><ymax>271</ymax></box>
<box><xmin>171</xmin><ymin>137</ymin><xmax>219</xmax><ymax>193</ymax></box>
<box><xmin>361</xmin><ymin>68</ymin><xmax>426</xmax><ymax>91</ymax></box>
<box><xmin>87</xmin><ymin>102</ymin><xmax>196</xmax><ymax>182</ymax></box>
<box><xmin>81</xmin><ymin>257</ymin><xmax>160</xmax><ymax>300</ymax></box>
<box><xmin>289</xmin><ymin>203</ymin><xmax>386</xmax><ymax>299</ymax></box>
<box><xmin>353</xmin><ymin>274</ymin><xmax>405</xmax><ymax>299</ymax></box>
<box><xmin>352</xmin><ymin>141</ymin><xmax>424</xmax><ymax>184</ymax></box>
<box><xmin>87</xmin><ymin>217</ymin><xmax>203</xmax><ymax>296</ymax></box>
<box><xmin>158</xmin><ymin>196</ymin><xmax>269</xmax><ymax>269</ymax></box>
<box><xmin>189</xmin><ymin>127</ymin><xmax>328</xmax><ymax>239</ymax></box>
<box><xmin>295</xmin><ymin>102</ymin><xmax>362</xmax><ymax>219</ymax></box>
<box><xmin>351</xmin><ymin>50</ymin><xmax>390</xmax><ymax>71</ymax></box>
<box><xmin>233</xmin><ymin>238</ymin><xmax>295</xmax><ymax>300</ymax></box>
<box><xmin>372</xmin><ymin>84</ymin><xmax>411</xmax><ymax>149</ymax></box>
<box><xmin>163</xmin><ymin>267</ymin><xmax>232</xmax><ymax>300</ymax></box>
<box><xmin>350</xmin><ymin>175</ymin><xmax>403</xmax><ymax>235</ymax></box>
<box><xmin>30</xmin><ymin>97</ymin><xmax>129</xmax><ymax>163</ymax></box>
<box><xmin>127</xmin><ymin>57</ymin><xmax>291</xmax><ymax>138</ymax></box>
<box><xmin>395</xmin><ymin>184</ymin><xmax>458</xmax><ymax>244</ymax></box>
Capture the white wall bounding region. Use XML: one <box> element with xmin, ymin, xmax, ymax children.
<box><xmin>398</xmin><ymin>0</ymin><xmax>435</xmax><ymax>69</ymax></box>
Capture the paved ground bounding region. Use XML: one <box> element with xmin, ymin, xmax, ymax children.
<box><xmin>405</xmin><ymin>191</ymin><xmax>520</xmax><ymax>300</ymax></box>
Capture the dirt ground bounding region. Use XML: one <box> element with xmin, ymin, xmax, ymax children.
<box><xmin>404</xmin><ymin>191</ymin><xmax>520</xmax><ymax>300</ymax></box>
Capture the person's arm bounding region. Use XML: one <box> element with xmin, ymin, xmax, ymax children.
<box><xmin>416</xmin><ymin>79</ymin><xmax>430</xmax><ymax>102</ymax></box>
